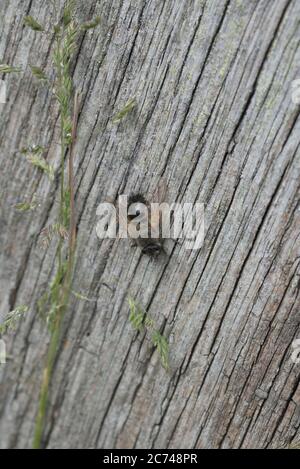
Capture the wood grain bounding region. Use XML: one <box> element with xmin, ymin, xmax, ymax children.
<box><xmin>0</xmin><ymin>0</ymin><xmax>299</xmax><ymax>448</ymax></box>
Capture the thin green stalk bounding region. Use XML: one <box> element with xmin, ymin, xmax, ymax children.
<box><xmin>21</xmin><ymin>1</ymin><xmax>100</xmax><ymax>448</ymax></box>
<box><xmin>68</xmin><ymin>91</ymin><xmax>79</xmax><ymax>264</ymax></box>
<box><xmin>33</xmin><ymin>301</ymin><xmax>66</xmax><ymax>448</ymax></box>
<box><xmin>33</xmin><ymin>86</ymin><xmax>80</xmax><ymax>451</ymax></box>
<box><xmin>33</xmin><ymin>245</ymin><xmax>75</xmax><ymax>446</ymax></box>
<box><xmin>33</xmin><ymin>12</ymin><xmax>75</xmax><ymax>450</ymax></box>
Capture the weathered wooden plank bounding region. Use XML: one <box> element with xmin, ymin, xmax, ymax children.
<box><xmin>0</xmin><ymin>0</ymin><xmax>299</xmax><ymax>448</ymax></box>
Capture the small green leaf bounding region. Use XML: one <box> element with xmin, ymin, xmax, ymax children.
<box><xmin>72</xmin><ymin>291</ymin><xmax>97</xmax><ymax>302</ymax></box>
<box><xmin>152</xmin><ymin>331</ymin><xmax>169</xmax><ymax>370</ymax></box>
<box><xmin>15</xmin><ymin>201</ymin><xmax>32</xmax><ymax>212</ymax></box>
<box><xmin>62</xmin><ymin>0</ymin><xmax>76</xmax><ymax>26</ymax></box>
<box><xmin>37</xmin><ymin>261</ymin><xmax>68</xmax><ymax>327</ymax></box>
<box><xmin>127</xmin><ymin>297</ymin><xmax>170</xmax><ymax>371</ymax></box>
<box><xmin>0</xmin><ymin>306</ymin><xmax>29</xmax><ymax>335</ymax></box>
<box><xmin>0</xmin><ymin>64</ymin><xmax>21</xmax><ymax>74</ymax></box>
<box><xmin>39</xmin><ymin>223</ymin><xmax>69</xmax><ymax>249</ymax></box>
<box><xmin>144</xmin><ymin>316</ymin><xmax>155</xmax><ymax>330</ymax></box>
<box><xmin>81</xmin><ymin>16</ymin><xmax>101</xmax><ymax>31</ymax></box>
<box><xmin>112</xmin><ymin>98</ymin><xmax>136</xmax><ymax>124</ymax></box>
<box><xmin>30</xmin><ymin>65</ymin><xmax>48</xmax><ymax>81</ymax></box>
<box><xmin>23</xmin><ymin>147</ymin><xmax>54</xmax><ymax>181</ymax></box>
<box><xmin>20</xmin><ymin>145</ymin><xmax>46</xmax><ymax>155</ymax></box>
<box><xmin>15</xmin><ymin>194</ymin><xmax>37</xmax><ymax>212</ymax></box>
<box><xmin>129</xmin><ymin>297</ymin><xmax>144</xmax><ymax>331</ymax></box>
<box><xmin>24</xmin><ymin>16</ymin><xmax>44</xmax><ymax>31</ymax></box>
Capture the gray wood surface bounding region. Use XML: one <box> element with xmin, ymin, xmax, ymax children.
<box><xmin>0</xmin><ymin>0</ymin><xmax>299</xmax><ymax>449</ymax></box>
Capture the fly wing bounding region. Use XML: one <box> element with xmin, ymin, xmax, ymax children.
<box><xmin>149</xmin><ymin>178</ymin><xmax>168</xmax><ymax>238</ymax></box>
<box><xmin>151</xmin><ymin>177</ymin><xmax>167</xmax><ymax>204</ymax></box>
